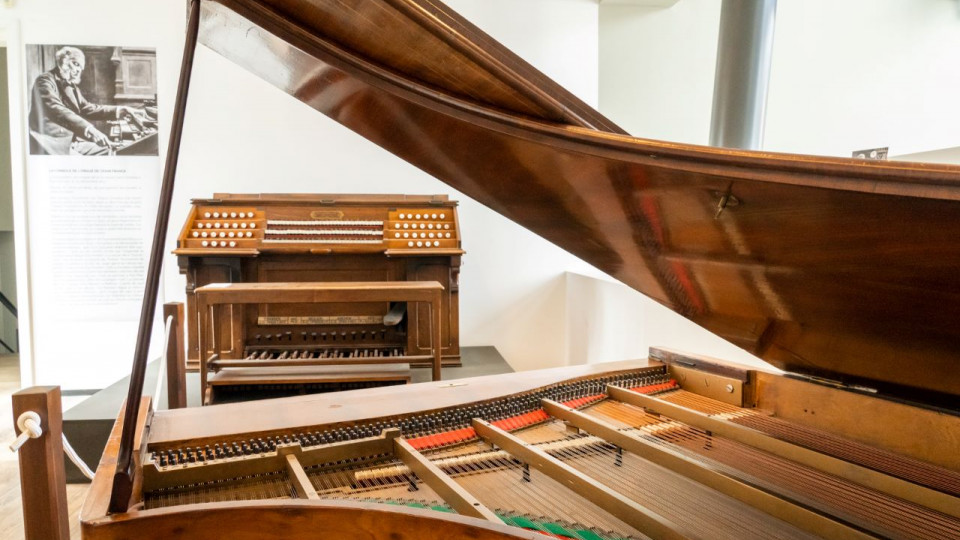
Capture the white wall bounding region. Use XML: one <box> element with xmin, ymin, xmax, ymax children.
<box><xmin>600</xmin><ymin>0</ymin><xmax>721</xmax><ymax>144</ymax></box>
<box><xmin>564</xmin><ymin>272</ymin><xmax>763</xmax><ymax>368</ymax></box>
<box><xmin>599</xmin><ymin>0</ymin><xmax>960</xmax><ymax>157</ymax></box>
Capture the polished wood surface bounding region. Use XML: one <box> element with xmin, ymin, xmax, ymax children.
<box><xmin>196</xmin><ymin>0</ymin><xmax>960</xmax><ymax>402</ymax></box>
<box><xmin>11</xmin><ymin>387</ymin><xmax>69</xmax><ymax>540</ymax></box>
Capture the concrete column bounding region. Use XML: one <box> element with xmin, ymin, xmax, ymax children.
<box><xmin>709</xmin><ymin>0</ymin><xmax>777</xmax><ymax>150</ymax></box>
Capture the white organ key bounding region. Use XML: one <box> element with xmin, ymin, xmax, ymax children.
<box><xmin>192</xmin><ymin>231</ymin><xmax>199</xmax><ymax>238</ymax></box>
<box><xmin>213</xmin><ymin>212</ymin><xmax>220</xmax><ymax>218</ymax></box>
<box><xmin>201</xmin><ymin>240</ymin><xmax>209</xmax><ymax>247</ymax></box>
<box><xmin>229</xmin><ymin>241</ymin><xmax>237</xmax><ymax>247</ymax></box>
<box><xmin>408</xmin><ymin>241</ymin><xmax>414</xmax><ymax>247</ymax></box>
<box><xmin>204</xmin><ymin>212</ymin><xmax>211</xmax><ymax>218</ymax></box>
<box><xmin>241</xmin><ymin>223</ymin><xmax>247</xmax><ymax>228</ymax></box>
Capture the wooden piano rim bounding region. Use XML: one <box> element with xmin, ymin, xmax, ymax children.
<box><xmin>80</xmin><ymin>498</ymin><xmax>546</xmax><ymax>539</ymax></box>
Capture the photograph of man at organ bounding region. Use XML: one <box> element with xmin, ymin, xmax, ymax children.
<box><xmin>26</xmin><ymin>44</ymin><xmax>158</xmax><ymax>156</ymax></box>
<box><xmin>3</xmin><ymin>1</ymin><xmax>959</xmax><ymax>540</ymax></box>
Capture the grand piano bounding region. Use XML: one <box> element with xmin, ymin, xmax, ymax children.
<box><xmin>75</xmin><ymin>0</ymin><xmax>959</xmax><ymax>538</ymax></box>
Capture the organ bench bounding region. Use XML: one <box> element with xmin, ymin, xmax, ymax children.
<box><xmin>196</xmin><ymin>281</ymin><xmax>444</xmax><ymax>404</ymax></box>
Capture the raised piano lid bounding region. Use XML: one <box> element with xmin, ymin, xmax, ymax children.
<box><xmin>194</xmin><ymin>0</ymin><xmax>960</xmax><ymax>406</ymax></box>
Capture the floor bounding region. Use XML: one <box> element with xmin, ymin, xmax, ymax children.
<box><xmin>0</xmin><ymin>354</ymin><xmax>88</xmax><ymax>540</ymax></box>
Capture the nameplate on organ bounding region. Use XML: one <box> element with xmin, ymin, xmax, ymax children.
<box><xmin>80</xmin><ymin>0</ymin><xmax>960</xmax><ymax>538</ymax></box>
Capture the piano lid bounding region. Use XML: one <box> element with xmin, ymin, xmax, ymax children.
<box><xmin>194</xmin><ymin>0</ymin><xmax>960</xmax><ymax>405</ymax></box>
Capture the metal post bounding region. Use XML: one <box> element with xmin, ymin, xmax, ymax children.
<box><xmin>709</xmin><ymin>0</ymin><xmax>777</xmax><ymax>150</ymax></box>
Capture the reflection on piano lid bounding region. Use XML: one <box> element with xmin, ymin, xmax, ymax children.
<box><xmin>83</xmin><ymin>0</ymin><xmax>960</xmax><ymax>538</ymax></box>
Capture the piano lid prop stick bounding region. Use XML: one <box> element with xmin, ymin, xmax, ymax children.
<box><xmin>110</xmin><ymin>0</ymin><xmax>201</xmax><ymax>514</ymax></box>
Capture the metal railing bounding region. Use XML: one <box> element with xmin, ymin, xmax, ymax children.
<box><xmin>0</xmin><ymin>290</ymin><xmax>18</xmax><ymax>354</ymax></box>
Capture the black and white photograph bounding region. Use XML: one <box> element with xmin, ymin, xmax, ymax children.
<box><xmin>25</xmin><ymin>44</ymin><xmax>158</xmax><ymax>156</ymax></box>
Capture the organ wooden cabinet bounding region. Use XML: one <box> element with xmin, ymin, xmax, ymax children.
<box><xmin>174</xmin><ymin>193</ymin><xmax>463</xmax><ymax>375</ymax></box>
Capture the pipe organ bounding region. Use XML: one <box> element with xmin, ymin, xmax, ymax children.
<box><xmin>174</xmin><ymin>193</ymin><xmax>463</xmax><ymax>399</ymax></box>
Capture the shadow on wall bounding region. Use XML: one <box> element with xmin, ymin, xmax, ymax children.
<box><xmin>468</xmin><ymin>273</ymin><xmax>569</xmax><ymax>373</ymax></box>
<box><xmin>465</xmin><ymin>271</ymin><xmax>769</xmax><ymax>374</ymax></box>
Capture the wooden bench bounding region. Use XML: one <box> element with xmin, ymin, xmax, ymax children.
<box><xmin>196</xmin><ymin>281</ymin><xmax>444</xmax><ymax>405</ymax></box>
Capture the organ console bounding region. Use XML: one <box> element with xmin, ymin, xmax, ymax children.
<box><xmin>68</xmin><ymin>0</ymin><xmax>960</xmax><ymax>538</ymax></box>
<box><xmin>174</xmin><ymin>193</ymin><xmax>463</xmax><ymax>399</ymax></box>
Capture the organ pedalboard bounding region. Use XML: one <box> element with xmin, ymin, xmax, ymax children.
<box><xmin>173</xmin><ymin>194</ymin><xmax>464</xmax><ymax>400</ymax></box>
